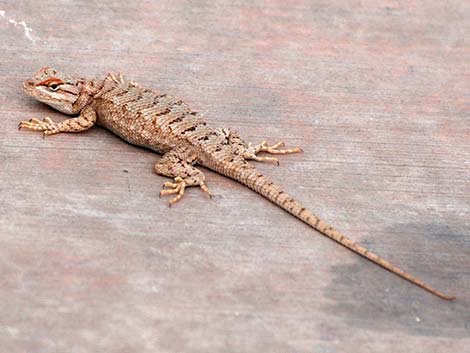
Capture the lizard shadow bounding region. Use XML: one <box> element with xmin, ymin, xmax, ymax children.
<box><xmin>321</xmin><ymin>222</ymin><xmax>470</xmax><ymax>338</ymax></box>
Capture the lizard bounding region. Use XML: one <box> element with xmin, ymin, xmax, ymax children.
<box><xmin>19</xmin><ymin>67</ymin><xmax>456</xmax><ymax>301</ymax></box>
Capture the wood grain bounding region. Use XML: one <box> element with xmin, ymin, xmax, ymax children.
<box><xmin>0</xmin><ymin>1</ymin><xmax>469</xmax><ymax>352</ymax></box>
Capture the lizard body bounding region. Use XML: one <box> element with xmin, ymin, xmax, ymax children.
<box><xmin>19</xmin><ymin>67</ymin><xmax>455</xmax><ymax>300</ymax></box>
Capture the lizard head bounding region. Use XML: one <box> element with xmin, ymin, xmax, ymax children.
<box><xmin>24</xmin><ymin>67</ymin><xmax>86</xmax><ymax>115</ymax></box>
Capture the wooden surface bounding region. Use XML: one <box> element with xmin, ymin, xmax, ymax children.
<box><xmin>1</xmin><ymin>1</ymin><xmax>469</xmax><ymax>352</ymax></box>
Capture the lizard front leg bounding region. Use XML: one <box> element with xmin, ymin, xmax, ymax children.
<box><xmin>18</xmin><ymin>105</ymin><xmax>96</xmax><ymax>137</ymax></box>
<box><xmin>155</xmin><ymin>146</ymin><xmax>212</xmax><ymax>206</ymax></box>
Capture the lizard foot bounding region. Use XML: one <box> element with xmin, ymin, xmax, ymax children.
<box><xmin>256</xmin><ymin>140</ymin><xmax>303</xmax><ymax>154</ymax></box>
<box><xmin>18</xmin><ymin>117</ymin><xmax>59</xmax><ymax>137</ymax></box>
<box><xmin>243</xmin><ymin>140</ymin><xmax>302</xmax><ymax>164</ymax></box>
<box><xmin>160</xmin><ymin>176</ymin><xmax>213</xmax><ymax>206</ymax></box>
<box><xmin>242</xmin><ymin>152</ymin><xmax>280</xmax><ymax>165</ymax></box>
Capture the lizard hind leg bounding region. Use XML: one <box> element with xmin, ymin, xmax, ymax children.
<box><xmin>155</xmin><ymin>147</ymin><xmax>212</xmax><ymax>206</ymax></box>
<box><xmin>243</xmin><ymin>140</ymin><xmax>303</xmax><ymax>165</ymax></box>
<box><xmin>219</xmin><ymin>129</ymin><xmax>302</xmax><ymax>165</ymax></box>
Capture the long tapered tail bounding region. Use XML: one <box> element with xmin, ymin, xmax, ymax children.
<box><xmin>219</xmin><ymin>162</ymin><xmax>455</xmax><ymax>300</ymax></box>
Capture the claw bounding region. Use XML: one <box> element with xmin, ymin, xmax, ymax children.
<box><xmin>200</xmin><ymin>181</ymin><xmax>213</xmax><ymax>199</ymax></box>
<box><xmin>269</xmin><ymin>141</ymin><xmax>285</xmax><ymax>149</ymax></box>
<box><xmin>18</xmin><ymin>117</ymin><xmax>58</xmax><ymax>136</ymax></box>
<box><xmin>168</xmin><ymin>178</ymin><xmax>186</xmax><ymax>205</ymax></box>
<box><xmin>159</xmin><ymin>177</ymin><xmax>187</xmax><ymax>205</ymax></box>
<box><xmin>163</xmin><ymin>181</ymin><xmax>178</xmax><ymax>189</ymax></box>
<box><xmin>244</xmin><ymin>140</ymin><xmax>302</xmax><ymax>164</ymax></box>
<box><xmin>160</xmin><ymin>187</ymin><xmax>181</xmax><ymax>197</ymax></box>
<box><xmin>159</xmin><ymin>176</ymin><xmax>213</xmax><ymax>204</ymax></box>
<box><xmin>243</xmin><ymin>153</ymin><xmax>280</xmax><ymax>165</ymax></box>
<box><xmin>260</xmin><ymin>140</ymin><xmax>302</xmax><ymax>155</ymax></box>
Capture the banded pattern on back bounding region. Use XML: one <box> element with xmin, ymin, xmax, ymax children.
<box><xmin>93</xmin><ymin>77</ymin><xmax>212</xmax><ymax>154</ymax></box>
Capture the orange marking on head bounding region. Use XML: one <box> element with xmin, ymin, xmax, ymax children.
<box><xmin>38</xmin><ymin>78</ymin><xmax>63</xmax><ymax>86</ymax></box>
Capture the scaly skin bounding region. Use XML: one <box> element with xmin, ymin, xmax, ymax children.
<box><xmin>19</xmin><ymin>67</ymin><xmax>456</xmax><ymax>300</ymax></box>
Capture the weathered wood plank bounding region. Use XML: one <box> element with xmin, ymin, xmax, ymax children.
<box><xmin>0</xmin><ymin>1</ymin><xmax>469</xmax><ymax>352</ymax></box>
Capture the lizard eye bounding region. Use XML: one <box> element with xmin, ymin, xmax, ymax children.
<box><xmin>49</xmin><ymin>84</ymin><xmax>60</xmax><ymax>91</ymax></box>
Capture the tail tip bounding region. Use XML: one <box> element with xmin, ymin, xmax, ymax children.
<box><xmin>439</xmin><ymin>293</ymin><xmax>456</xmax><ymax>301</ymax></box>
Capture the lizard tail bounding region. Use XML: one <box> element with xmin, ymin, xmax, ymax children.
<box><xmin>222</xmin><ymin>162</ymin><xmax>455</xmax><ymax>300</ymax></box>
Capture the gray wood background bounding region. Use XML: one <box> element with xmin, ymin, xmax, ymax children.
<box><xmin>1</xmin><ymin>1</ymin><xmax>469</xmax><ymax>352</ymax></box>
